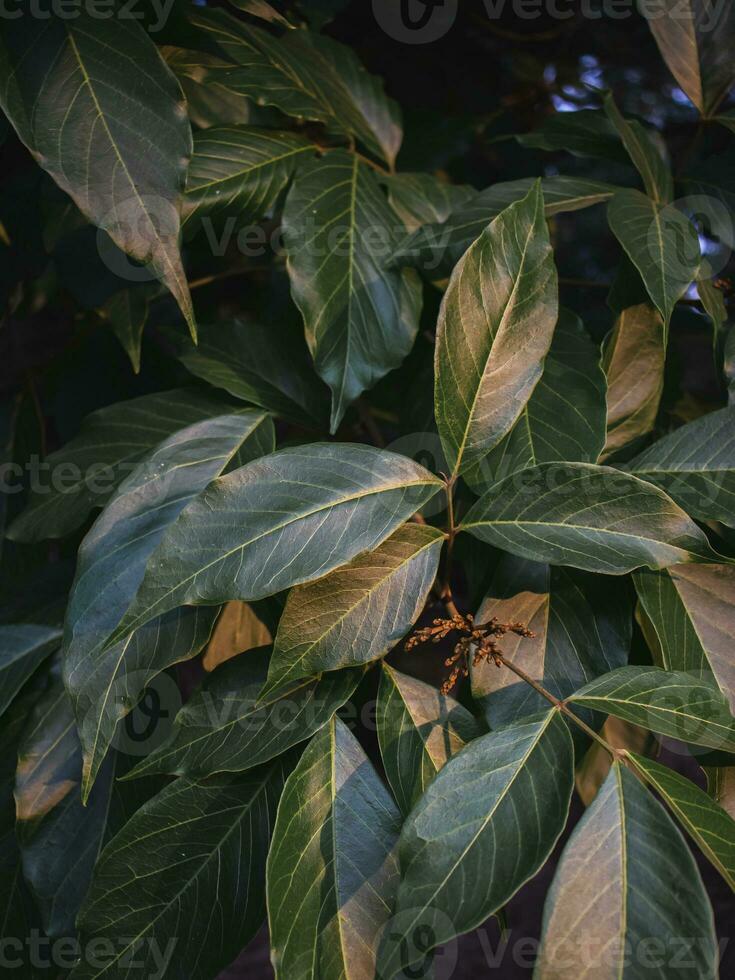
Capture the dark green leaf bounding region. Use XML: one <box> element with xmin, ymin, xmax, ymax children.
<box><xmin>183</xmin><ymin>126</ymin><xmax>314</xmax><ymax>227</ymax></box>
<box><xmin>607</xmin><ymin>189</ymin><xmax>700</xmax><ymax>325</ymax></box>
<box><xmin>603</xmin><ymin>92</ymin><xmax>673</xmax><ymax>203</ymax></box>
<box><xmin>634</xmin><ymin>563</ymin><xmax>735</xmax><ymax>710</ymax></box>
<box><xmin>435</xmin><ymin>181</ymin><xmax>558</xmax><ymax>476</ymax></box>
<box><xmin>569</xmin><ymin>665</ymin><xmax>735</xmax><ymax>752</ymax></box>
<box><xmin>383</xmin><ymin>172</ymin><xmax>475</xmax><ymax>233</ymax></box>
<box><xmin>122</xmin><ymin>647</ymin><xmax>361</xmax><ymax>781</ymax></box>
<box><xmin>64</xmin><ymin>411</ymin><xmax>273</xmax><ymax>798</ymax></box>
<box><xmin>535</xmin><ymin>762</ymin><xmax>717</xmax><ymax>979</ymax></box>
<box><xmin>282</xmin><ymin>150</ymin><xmax>422</xmax><ymax>431</ymax></box>
<box><xmin>465</xmin><ymin>310</ymin><xmax>607</xmax><ymax>491</ymax></box>
<box><xmin>164</xmin><ymin>47</ymin><xmax>250</xmax><ymax>129</ymax></box>
<box><xmin>461</xmin><ymin>462</ymin><xmax>722</xmax><ymax>574</ymax></box>
<box><xmin>166</xmin><ymin>318</ymin><xmax>330</xmax><ymax>428</ymax></box>
<box><xmin>261</xmin><ymin>523</ymin><xmax>444</xmax><ymax>698</ymax></box>
<box><xmin>627</xmin><ymin>752</ymin><xmax>735</xmax><ymax>890</ymax></box>
<box><xmin>267</xmin><ymin>717</ymin><xmax>402</xmax><ymax>980</ymax></box>
<box><xmin>393</xmin><ymin>176</ymin><xmax>617</xmax><ymax>275</ymax></box>
<box><xmin>472</xmin><ymin>556</ymin><xmax>631</xmax><ymax>726</ymax></box>
<box><xmin>73</xmin><ymin>760</ymin><xmax>290</xmax><ymax>980</ymax></box>
<box><xmin>628</xmin><ymin>405</ymin><xmax>735</xmax><ymax>525</ymax></box>
<box><xmin>378</xmin><ymin>709</ymin><xmax>574</xmax><ymax>977</ymax></box>
<box><xmin>645</xmin><ymin>0</ymin><xmax>735</xmax><ymax>115</ymax></box>
<box><xmin>517</xmin><ymin>109</ymin><xmax>630</xmax><ymax>163</ymax></box>
<box><xmin>0</xmin><ymin>8</ymin><xmax>196</xmax><ymax>335</ymax></box>
<box><xmin>0</xmin><ymin>624</ymin><xmax>60</xmax><ymax>719</ymax></box>
<box><xmin>100</xmin><ymin>286</ymin><xmax>154</xmax><ymax>375</ymax></box>
<box><xmin>193</xmin><ymin>9</ymin><xmax>401</xmax><ymax>166</ymax></box>
<box><xmin>7</xmin><ymin>388</ymin><xmax>238</xmax><ymax>542</ymax></box>
<box><xmin>103</xmin><ymin>444</ymin><xmax>442</xmax><ymax>648</ymax></box>
<box><xmin>600</xmin><ymin>302</ymin><xmax>665</xmax><ymax>459</ymax></box>
<box><xmin>377</xmin><ymin>662</ymin><xmax>483</xmax><ymax>816</ymax></box>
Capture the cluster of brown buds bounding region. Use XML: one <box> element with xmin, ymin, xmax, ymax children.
<box><xmin>405</xmin><ymin>612</ymin><xmax>534</xmax><ymax>695</ymax></box>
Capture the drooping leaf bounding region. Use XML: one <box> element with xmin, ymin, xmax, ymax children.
<box><xmin>627</xmin><ymin>752</ymin><xmax>735</xmax><ymax>890</ymax></box>
<box><xmin>72</xmin><ymin>759</ymin><xmax>290</xmax><ymax>980</ymax></box>
<box><xmin>0</xmin><ymin>624</ymin><xmax>60</xmax><ymax>719</ymax></box>
<box><xmin>393</xmin><ymin>176</ymin><xmax>618</xmax><ymax>274</ymax></box>
<box><xmin>282</xmin><ymin>150</ymin><xmax>422</xmax><ymax>431</ymax></box>
<box><xmin>644</xmin><ymin>0</ymin><xmax>735</xmax><ymax>116</ymax></box>
<box><xmin>634</xmin><ymin>563</ymin><xmax>735</xmax><ymax>710</ymax></box>
<box><xmin>600</xmin><ymin>302</ymin><xmax>665</xmax><ymax>459</ymax></box>
<box><xmin>7</xmin><ymin>388</ymin><xmax>237</xmax><ymax>542</ymax></box>
<box><xmin>103</xmin><ymin>444</ymin><xmax>442</xmax><ymax>647</ymax></box>
<box><xmin>516</xmin><ymin>109</ymin><xmax>630</xmax><ymax>164</ymax></box>
<box><xmin>99</xmin><ymin>285</ymin><xmax>155</xmax><ymax>375</ymax></box>
<box><xmin>378</xmin><ymin>709</ymin><xmax>574</xmax><ymax>977</ymax></box>
<box><xmin>535</xmin><ymin>762</ymin><xmax>718</xmax><ymax>979</ymax></box>
<box><xmin>568</xmin><ymin>665</ymin><xmax>735</xmax><ymax>752</ymax></box>
<box><xmin>471</xmin><ymin>556</ymin><xmax>631</xmax><ymax>726</ymax></box>
<box><xmin>460</xmin><ymin>462</ymin><xmax>722</xmax><ymax>574</ymax></box>
<box><xmin>377</xmin><ymin>662</ymin><xmax>483</xmax><ymax>816</ymax></box>
<box><xmin>15</xmin><ymin>664</ymin><xmax>154</xmax><ymax>938</ymax></box>
<box><xmin>607</xmin><ymin>189</ymin><xmax>700</xmax><ymax>325</ymax></box>
<box><xmin>435</xmin><ymin>181</ymin><xmax>558</xmax><ymax>476</ymax></box>
<box><xmin>261</xmin><ymin>523</ymin><xmax>444</xmax><ymax>698</ymax></box>
<box><xmin>465</xmin><ymin>310</ymin><xmax>607</xmax><ymax>491</ymax></box>
<box><xmin>183</xmin><ymin>126</ymin><xmax>314</xmax><ymax>227</ymax></box>
<box><xmin>628</xmin><ymin>405</ymin><xmax>735</xmax><ymax>525</ymax></box>
<box><xmin>267</xmin><ymin>717</ymin><xmax>402</xmax><ymax>980</ymax></box>
<box><xmin>166</xmin><ymin>317</ymin><xmax>330</xmax><ymax>428</ymax></box>
<box><xmin>64</xmin><ymin>411</ymin><xmax>273</xmax><ymax>798</ymax></box>
<box><xmin>122</xmin><ymin>647</ymin><xmax>360</xmax><ymax>781</ymax></box>
<box><xmin>603</xmin><ymin>92</ymin><xmax>673</xmax><ymax>203</ymax></box>
<box><xmin>193</xmin><ymin>8</ymin><xmax>401</xmax><ymax>166</ymax></box>
<box><xmin>0</xmin><ymin>7</ymin><xmax>196</xmax><ymax>335</ymax></box>
<box><xmin>383</xmin><ymin>172</ymin><xmax>475</xmax><ymax>233</ymax></box>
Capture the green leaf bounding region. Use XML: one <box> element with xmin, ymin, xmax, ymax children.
<box><xmin>628</xmin><ymin>405</ymin><xmax>735</xmax><ymax>525</ymax></box>
<box><xmin>644</xmin><ymin>0</ymin><xmax>735</xmax><ymax>116</ymax></box>
<box><xmin>15</xmin><ymin>664</ymin><xmax>154</xmax><ymax>938</ymax></box>
<box><xmin>634</xmin><ymin>563</ymin><xmax>735</xmax><ymax>710</ymax></box>
<box><xmin>472</xmin><ymin>556</ymin><xmax>631</xmax><ymax>726</ymax></box>
<box><xmin>267</xmin><ymin>717</ymin><xmax>402</xmax><ymax>980</ymax></box>
<box><xmin>627</xmin><ymin>752</ymin><xmax>735</xmax><ymax>890</ymax></box>
<box><xmin>166</xmin><ymin>318</ymin><xmax>330</xmax><ymax>428</ymax></box>
<box><xmin>435</xmin><ymin>181</ymin><xmax>558</xmax><ymax>476</ymax></box>
<box><xmin>535</xmin><ymin>761</ymin><xmax>718</xmax><ymax>979</ymax></box>
<box><xmin>261</xmin><ymin>523</ymin><xmax>444</xmax><ymax>698</ymax></box>
<box><xmin>603</xmin><ymin>92</ymin><xmax>673</xmax><ymax>203</ymax></box>
<box><xmin>600</xmin><ymin>302</ymin><xmax>665</xmax><ymax>459</ymax></box>
<box><xmin>607</xmin><ymin>189</ymin><xmax>700</xmax><ymax>325</ymax></box>
<box><xmin>102</xmin><ymin>444</ymin><xmax>442</xmax><ymax>648</ymax></box>
<box><xmin>183</xmin><ymin>126</ymin><xmax>313</xmax><ymax>227</ymax></box>
<box><xmin>282</xmin><ymin>150</ymin><xmax>422</xmax><ymax>431</ymax></box>
<box><xmin>64</xmin><ymin>411</ymin><xmax>273</xmax><ymax>798</ymax></box>
<box><xmin>0</xmin><ymin>624</ymin><xmax>60</xmax><ymax>719</ymax></box>
<box><xmin>517</xmin><ymin>109</ymin><xmax>631</xmax><ymax>163</ymax></box>
<box><xmin>122</xmin><ymin>647</ymin><xmax>361</xmax><ymax>781</ymax></box>
<box><xmin>99</xmin><ymin>286</ymin><xmax>154</xmax><ymax>375</ymax></box>
<box><xmin>7</xmin><ymin>388</ymin><xmax>237</xmax><ymax>542</ymax></box>
<box><xmin>193</xmin><ymin>9</ymin><xmax>401</xmax><ymax>166</ymax></box>
<box><xmin>0</xmin><ymin>8</ymin><xmax>196</xmax><ymax>336</ymax></box>
<box><xmin>383</xmin><ymin>172</ymin><xmax>475</xmax><ymax>233</ymax></box>
<box><xmin>378</xmin><ymin>709</ymin><xmax>574</xmax><ymax>977</ymax></box>
<box><xmin>568</xmin><ymin>665</ymin><xmax>735</xmax><ymax>752</ymax></box>
<box><xmin>465</xmin><ymin>310</ymin><xmax>606</xmax><ymax>491</ymax></box>
<box><xmin>377</xmin><ymin>662</ymin><xmax>483</xmax><ymax>816</ymax></box>
<box><xmin>164</xmin><ymin>47</ymin><xmax>250</xmax><ymax>130</ymax></box>
<box><xmin>72</xmin><ymin>759</ymin><xmax>290</xmax><ymax>980</ymax></box>
<box><xmin>461</xmin><ymin>462</ymin><xmax>722</xmax><ymax>574</ymax></box>
<box><xmin>393</xmin><ymin>176</ymin><xmax>617</xmax><ymax>275</ymax></box>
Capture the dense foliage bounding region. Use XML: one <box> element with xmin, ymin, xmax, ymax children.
<box><xmin>1</xmin><ymin>1</ymin><xmax>734</xmax><ymax>977</ymax></box>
